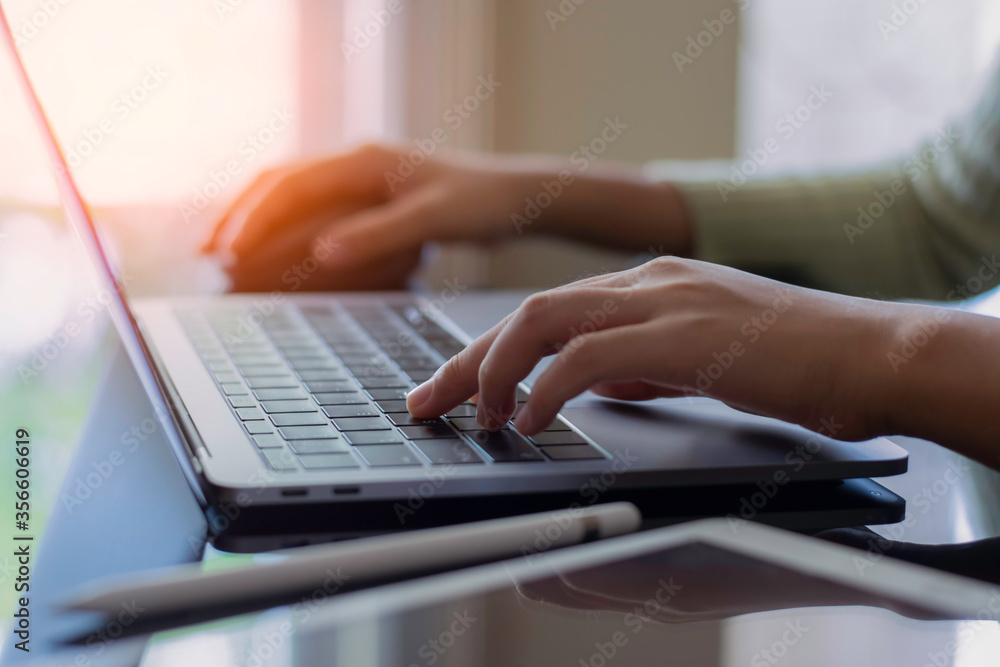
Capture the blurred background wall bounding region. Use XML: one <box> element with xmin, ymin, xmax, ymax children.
<box><xmin>484</xmin><ymin>0</ymin><xmax>739</xmax><ymax>288</ymax></box>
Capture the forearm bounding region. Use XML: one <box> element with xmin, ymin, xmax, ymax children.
<box><xmin>511</xmin><ymin>161</ymin><xmax>693</xmax><ymax>256</ymax></box>
<box><xmin>515</xmin><ymin>157</ymin><xmax>990</xmax><ymax>304</ymax></box>
<box><xmin>877</xmin><ymin>304</ymin><xmax>1000</xmax><ymax>469</ymax></box>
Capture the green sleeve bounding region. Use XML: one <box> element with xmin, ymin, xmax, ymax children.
<box><xmin>647</xmin><ymin>62</ymin><xmax>1000</xmax><ymax>301</ymax></box>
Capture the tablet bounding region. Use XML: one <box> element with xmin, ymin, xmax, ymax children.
<box><xmin>140</xmin><ymin>519</ymin><xmax>1000</xmax><ymax>667</ymax></box>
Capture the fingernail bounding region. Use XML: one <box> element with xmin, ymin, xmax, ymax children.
<box><xmin>406</xmin><ymin>381</ymin><xmax>434</xmax><ymax>413</ymax></box>
<box><xmin>217</xmin><ymin>250</ymin><xmax>237</xmax><ymax>270</ymax></box>
<box><xmin>477</xmin><ymin>404</ymin><xmax>500</xmax><ymax>430</ymax></box>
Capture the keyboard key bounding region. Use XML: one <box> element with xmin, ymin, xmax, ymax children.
<box><xmin>540</xmin><ymin>445</ymin><xmax>606</xmax><ymax>460</ymax></box>
<box><xmin>253</xmin><ymin>387</ymin><xmax>307</xmax><ymax>401</ymax></box>
<box><xmin>449</xmin><ymin>417</ymin><xmax>503</xmax><ymax>431</ymax></box>
<box><xmin>313</xmin><ymin>392</ymin><xmax>369</xmax><ymax>405</ymax></box>
<box><xmin>270</xmin><ymin>413</ymin><xmax>328</xmax><ymax>426</ymax></box>
<box><xmin>235</xmin><ymin>407</ymin><xmax>265</xmax><ymax>421</ymax></box>
<box><xmin>246</xmin><ymin>376</ymin><xmax>300</xmax><ymax>389</ymax></box>
<box><xmin>228</xmin><ymin>395</ymin><xmax>257</xmax><ymax>408</ymax></box>
<box><xmin>400</xmin><ymin>424</ymin><xmax>456</xmax><ymax>439</ymax></box>
<box><xmin>327</xmin><ymin>341</ymin><xmax>374</xmax><ymax>353</ymax></box>
<box><xmin>406</xmin><ymin>369</ymin><xmax>436</xmax><ymax>383</ymax></box>
<box><xmin>329</xmin><ymin>347</ymin><xmax>376</xmax><ymax>358</ymax></box>
<box><xmin>299</xmin><ymin>453</ymin><xmax>358</xmax><ymax>469</ymax></box>
<box><xmin>386</xmin><ymin>413</ymin><xmax>443</xmax><ymax>427</ymax></box>
<box><xmin>322</xmin><ymin>404</ymin><xmax>380</xmax><ymax>418</ymax></box>
<box><xmin>244</xmin><ymin>422</ymin><xmax>274</xmax><ymax>435</ymax></box>
<box><xmin>252</xmin><ymin>434</ymin><xmax>285</xmax><ymax>449</ymax></box>
<box><xmin>260</xmin><ymin>448</ymin><xmax>298</xmax><ymax>471</ymax></box>
<box><xmin>343</xmin><ymin>430</ymin><xmax>404</xmax><ymax>445</ymax></box>
<box><xmin>374</xmin><ymin>399</ymin><xmax>409</xmax><ymax>413</ymax></box>
<box><xmin>232</xmin><ymin>354</ymin><xmax>283</xmax><ymax>366</ymax></box>
<box><xmin>297</xmin><ymin>369</ymin><xmax>347</xmax><ymax>381</ymax></box>
<box><xmin>214</xmin><ymin>371</ymin><xmax>241</xmax><ymax>384</ymax></box>
<box><xmin>445</xmin><ymin>404</ymin><xmax>477</xmax><ymax>418</ymax></box>
<box><xmin>227</xmin><ymin>342</ymin><xmax>271</xmax><ymax>353</ymax></box>
<box><xmin>279</xmin><ymin>349</ymin><xmax>330</xmax><ymax>360</ymax></box>
<box><xmin>359</xmin><ymin>376</ymin><xmax>411</xmax><ymax>389</ymax></box>
<box><xmin>261</xmin><ymin>400</ymin><xmax>317</xmax><ymax>413</ymax></box>
<box><xmin>221</xmin><ymin>383</ymin><xmax>248</xmax><ymax>395</ymax></box>
<box><xmin>530</xmin><ymin>431</ymin><xmax>586</xmax><ymax>445</ymax></box>
<box><xmin>355</xmin><ymin>445</ymin><xmax>422</xmax><ymax>467</ymax></box>
<box><xmin>394</xmin><ymin>356</ymin><xmax>440</xmax><ymax>370</ymax></box>
<box><xmin>279</xmin><ymin>425</ymin><xmax>339</xmax><ymax>440</ymax></box>
<box><xmin>331</xmin><ymin>416</ymin><xmax>391</xmax><ymax>431</ymax></box>
<box><xmin>344</xmin><ymin>359</ymin><xmax>395</xmax><ymax>372</ymax></box>
<box><xmin>466</xmin><ymin>430</ymin><xmax>543</xmax><ymax>462</ymax></box>
<box><xmin>207</xmin><ymin>360</ymin><xmax>234</xmax><ymax>372</ymax></box>
<box><xmin>289</xmin><ymin>439</ymin><xmax>348</xmax><ymax>454</ymax></box>
<box><xmin>430</xmin><ymin>342</ymin><xmax>465</xmax><ymax>358</ymax></box>
<box><xmin>412</xmin><ymin>438</ymin><xmax>482</xmax><ymax>464</ymax></box>
<box><xmin>220</xmin><ymin>332</ymin><xmax>266</xmax><ymax>341</ymax></box>
<box><xmin>290</xmin><ymin>358</ymin><xmax>341</xmax><ymax>370</ymax></box>
<box><xmin>270</xmin><ymin>335</ymin><xmax>317</xmax><ymax>346</ymax></box>
<box><xmin>516</xmin><ymin>387</ymin><xmax>530</xmax><ymax>402</ymax></box>
<box><xmin>238</xmin><ymin>364</ymin><xmax>288</xmax><ymax>377</ymax></box>
<box><xmin>304</xmin><ymin>380</ymin><xmax>355</xmax><ymax>394</ymax></box>
<box><xmin>367</xmin><ymin>388</ymin><xmax>410</xmax><ymax>401</ymax></box>
<box><xmin>541</xmin><ymin>419</ymin><xmax>572</xmax><ymax>432</ymax></box>
<box><xmin>335</xmin><ymin>349</ymin><xmax>381</xmax><ymax>361</ymax></box>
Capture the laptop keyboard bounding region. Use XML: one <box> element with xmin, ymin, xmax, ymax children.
<box><xmin>175</xmin><ymin>300</ymin><xmax>607</xmax><ymax>472</ymax></box>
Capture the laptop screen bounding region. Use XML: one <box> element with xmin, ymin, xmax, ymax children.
<box><xmin>0</xmin><ymin>5</ymin><xmax>206</xmax><ymax>504</ymax></box>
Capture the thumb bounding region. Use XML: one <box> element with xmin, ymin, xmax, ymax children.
<box><xmin>312</xmin><ymin>186</ymin><xmax>446</xmax><ymax>268</ymax></box>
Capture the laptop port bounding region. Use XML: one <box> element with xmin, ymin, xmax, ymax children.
<box><xmin>281</xmin><ymin>488</ymin><xmax>308</xmax><ymax>497</ymax></box>
<box><xmin>333</xmin><ymin>486</ymin><xmax>361</xmax><ymax>495</ymax></box>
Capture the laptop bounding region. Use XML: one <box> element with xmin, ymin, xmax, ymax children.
<box><xmin>2</xmin><ymin>9</ymin><xmax>908</xmax><ymax>537</ymax></box>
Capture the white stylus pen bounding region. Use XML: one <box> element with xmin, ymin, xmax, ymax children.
<box><xmin>61</xmin><ymin>503</ymin><xmax>641</xmax><ymax>616</ymax></box>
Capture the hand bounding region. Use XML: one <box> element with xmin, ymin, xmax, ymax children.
<box><xmin>406</xmin><ymin>257</ymin><xmax>900</xmax><ymax>441</ymax></box>
<box><xmin>202</xmin><ymin>143</ymin><xmax>692</xmax><ymax>291</ymax></box>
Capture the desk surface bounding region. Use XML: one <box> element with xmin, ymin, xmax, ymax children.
<box><xmin>6</xmin><ymin>290</ymin><xmax>1000</xmax><ymax>667</ymax></box>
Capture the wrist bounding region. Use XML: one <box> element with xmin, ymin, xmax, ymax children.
<box><xmin>874</xmin><ymin>304</ymin><xmax>1000</xmax><ymax>468</ymax></box>
<box><xmin>505</xmin><ymin>160</ymin><xmax>694</xmax><ymax>255</ymax></box>
<box><xmin>859</xmin><ymin>303</ymin><xmax>922</xmax><ymax>439</ymax></box>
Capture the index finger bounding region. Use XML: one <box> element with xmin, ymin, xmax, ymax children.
<box><xmin>200</xmin><ymin>168</ymin><xmax>286</xmax><ymax>253</ymax></box>
<box><xmin>405</xmin><ymin>313</ymin><xmax>514</xmax><ymax>418</ymax></box>
<box><xmin>210</xmin><ymin>147</ymin><xmax>388</xmax><ymax>257</ymax></box>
